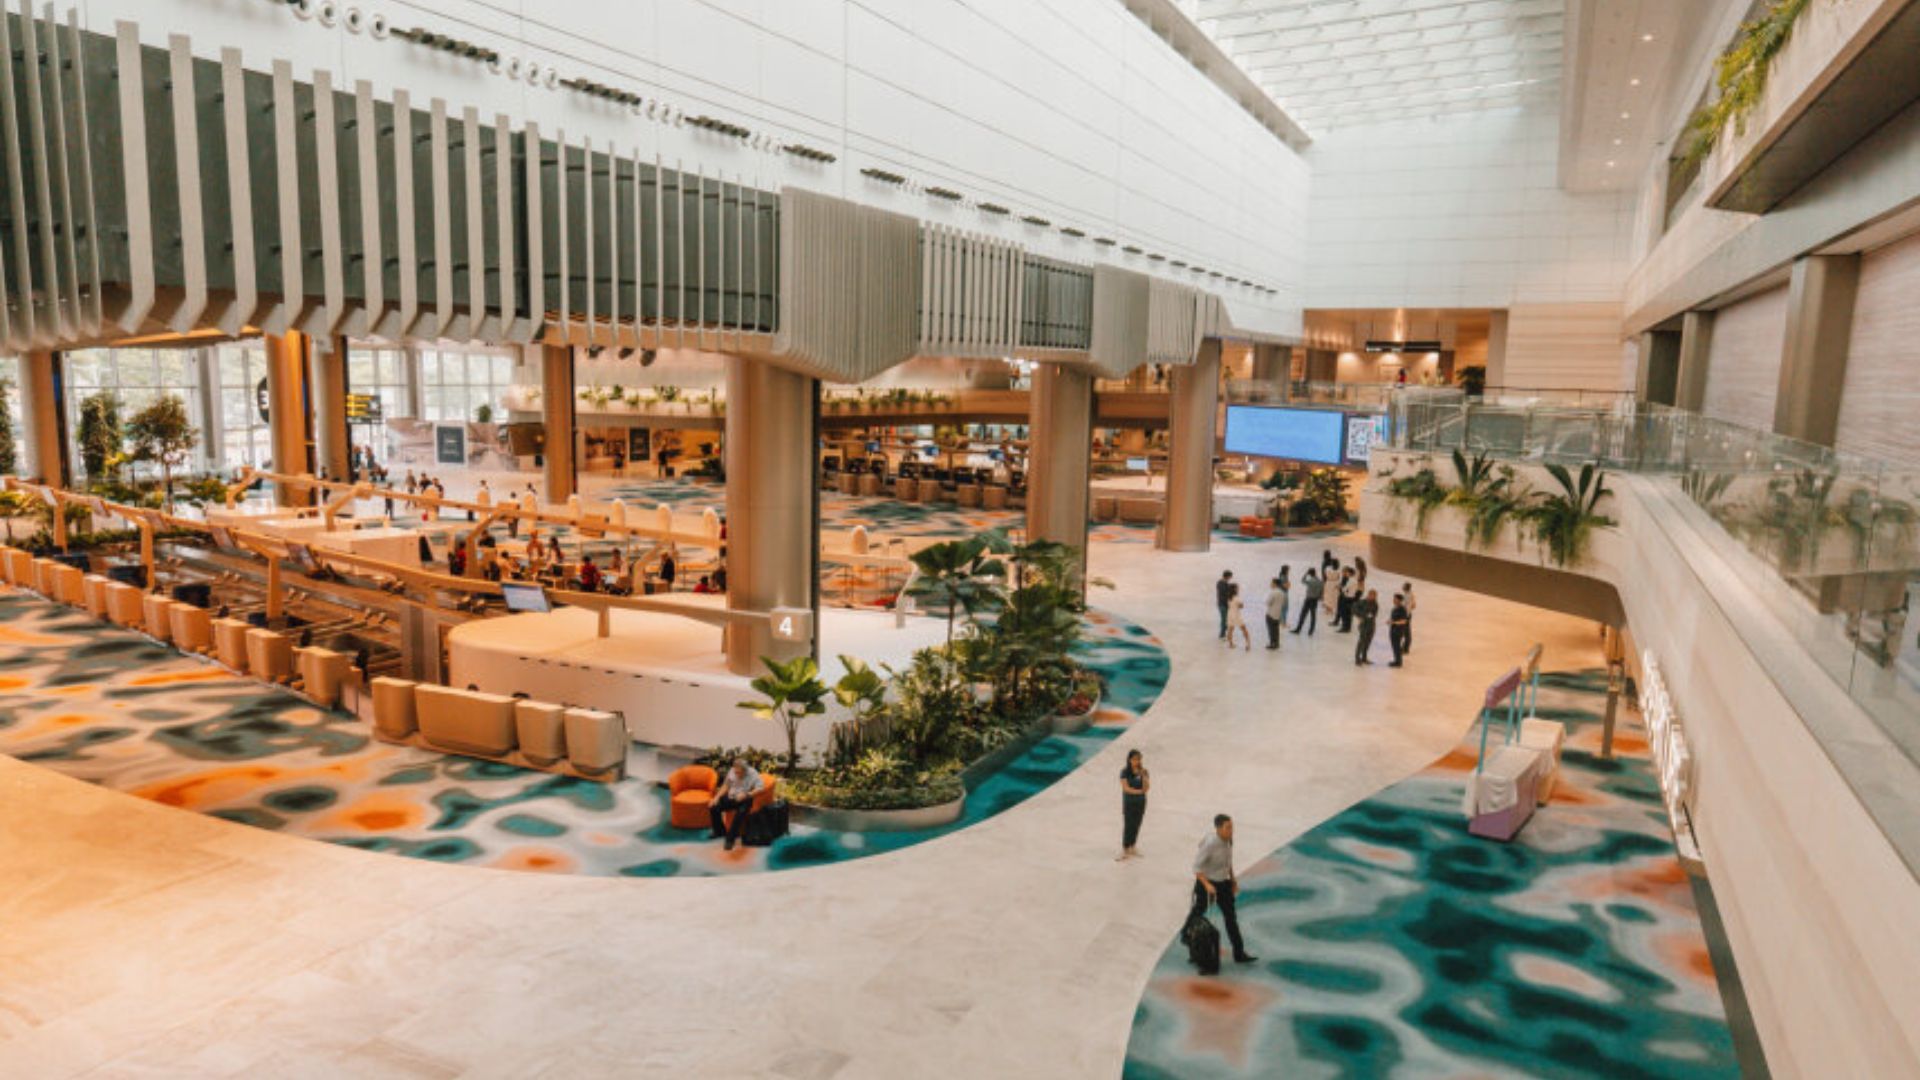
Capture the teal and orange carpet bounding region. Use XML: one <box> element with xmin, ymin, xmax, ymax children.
<box><xmin>0</xmin><ymin>588</ymin><xmax>1166</xmax><ymax>877</ymax></box>
<box><xmin>1123</xmin><ymin>669</ymin><xmax>1738</xmax><ymax>1079</ymax></box>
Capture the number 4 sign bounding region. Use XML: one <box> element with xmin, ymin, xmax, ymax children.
<box><xmin>769</xmin><ymin>607</ymin><xmax>813</xmax><ymax>643</ymax></box>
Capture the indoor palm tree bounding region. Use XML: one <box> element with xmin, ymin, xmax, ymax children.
<box><xmin>1521</xmin><ymin>463</ymin><xmax>1616</xmax><ymax>568</ymax></box>
<box><xmin>737</xmin><ymin>654</ymin><xmax>830</xmax><ymax>774</ymax></box>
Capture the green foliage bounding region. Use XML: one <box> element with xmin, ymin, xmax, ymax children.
<box><xmin>0</xmin><ymin>490</ymin><xmax>33</xmax><ymax>543</ymax></box>
<box><xmin>785</xmin><ymin>763</ymin><xmax>964</xmax><ymax>811</ymax></box>
<box><xmin>832</xmin><ymin>654</ymin><xmax>887</xmax><ymax>721</ymax></box>
<box><xmin>905</xmin><ymin>533</ymin><xmax>1007</xmax><ymax>658</ymax></box>
<box><xmin>1520</xmin><ymin>463</ymin><xmax>1616</xmax><ymax>567</ymax></box>
<box><xmin>474</xmin><ymin>402</ymin><xmax>494</xmax><ymax>423</ymax></box>
<box><xmin>693</xmin><ymin>745</ymin><xmax>784</xmax><ymax>774</ymax></box>
<box><xmin>1259</xmin><ymin>470</ymin><xmax>1301</xmax><ymax>493</ymax></box>
<box><xmin>0</xmin><ymin>377</ymin><xmax>16</xmax><ymax>475</ymax></box>
<box><xmin>126</xmin><ymin>395</ymin><xmax>199</xmax><ymax>512</ymax></box>
<box><xmin>1456</xmin><ymin>364</ymin><xmax>1487</xmax><ymax>397</ymax></box>
<box><xmin>1676</xmin><ymin>0</ymin><xmax>1812</xmax><ymax>170</ymax></box>
<box><xmin>180</xmin><ymin>475</ymin><xmax>232</xmax><ymax>507</ymax></box>
<box><xmin>1289</xmin><ymin>467</ymin><xmax>1351</xmax><ymax>527</ymax></box>
<box><xmin>736</xmin><ymin>654</ymin><xmax>830</xmax><ymax>773</ymax></box>
<box><xmin>1682</xmin><ymin>469</ymin><xmax>1735</xmax><ymax>512</ymax></box>
<box><xmin>1385</xmin><ymin>466</ymin><xmax>1451</xmax><ymax>538</ymax></box>
<box><xmin>882</xmin><ymin>648</ymin><xmax>974</xmax><ymax>768</ymax></box>
<box><xmin>1447</xmin><ymin>450</ymin><xmax>1524</xmax><ymax>549</ymax></box>
<box><xmin>76</xmin><ymin>390</ymin><xmax>123</xmax><ymax>480</ymax></box>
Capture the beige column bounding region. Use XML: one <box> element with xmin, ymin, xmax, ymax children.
<box><xmin>1484</xmin><ymin>311</ymin><xmax>1509</xmax><ymax>390</ymax></box>
<box><xmin>263</xmin><ymin>332</ymin><xmax>312</xmax><ymax>506</ymax></box>
<box><xmin>1635</xmin><ymin>330</ymin><xmax>1681</xmax><ymax>406</ymax></box>
<box><xmin>19</xmin><ymin>350</ymin><xmax>68</xmax><ymax>485</ymax></box>
<box><xmin>310</xmin><ymin>337</ymin><xmax>352</xmax><ymax>483</ymax></box>
<box><xmin>1161</xmin><ymin>338</ymin><xmax>1221</xmax><ymax>552</ymax></box>
<box><xmin>1025</xmin><ymin>363</ymin><xmax>1093</xmax><ymax>553</ymax></box>
<box><xmin>723</xmin><ymin>356</ymin><xmax>816</xmax><ymax>675</ymax></box>
<box><xmin>1674</xmin><ymin>310</ymin><xmax>1715</xmax><ymax>413</ymax></box>
<box><xmin>540</xmin><ymin>343</ymin><xmax>577</xmax><ymax>503</ymax></box>
<box><xmin>1774</xmin><ymin>253</ymin><xmax>1861</xmax><ymax>447</ymax></box>
<box><xmin>1250</xmin><ymin>343</ymin><xmax>1288</xmax><ymax>388</ymax></box>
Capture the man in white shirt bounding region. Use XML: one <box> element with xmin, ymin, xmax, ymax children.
<box><xmin>1193</xmin><ymin>814</ymin><xmax>1257</xmax><ymax>964</ymax></box>
<box><xmin>709</xmin><ymin>758</ymin><xmax>765</xmax><ymax>851</ymax></box>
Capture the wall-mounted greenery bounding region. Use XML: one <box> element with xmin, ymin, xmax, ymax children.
<box><xmin>1380</xmin><ymin>454</ymin><xmax>1617</xmax><ymax>567</ymax></box>
<box><xmin>0</xmin><ymin>377</ymin><xmax>16</xmax><ymax>475</ymax></box>
<box><xmin>1385</xmin><ymin>466</ymin><xmax>1449</xmax><ymax>537</ymax></box>
<box><xmin>1677</xmin><ymin>0</ymin><xmax>1813</xmax><ymax>171</ymax></box>
<box><xmin>1519</xmin><ymin>464</ymin><xmax>1617</xmax><ymax>569</ymax></box>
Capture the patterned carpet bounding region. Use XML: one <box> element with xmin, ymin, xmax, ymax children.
<box><xmin>1123</xmin><ymin>669</ymin><xmax>1738</xmax><ymax>1079</ymax></box>
<box><xmin>0</xmin><ymin>588</ymin><xmax>1168</xmax><ymax>878</ymax></box>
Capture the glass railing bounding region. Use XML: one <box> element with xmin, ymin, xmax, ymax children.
<box><xmin>1383</xmin><ymin>396</ymin><xmax>1920</xmax><ymax>766</ymax></box>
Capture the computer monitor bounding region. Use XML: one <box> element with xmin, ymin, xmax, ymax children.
<box><xmin>1126</xmin><ymin>456</ymin><xmax>1150</xmax><ymax>472</ymax></box>
<box><xmin>866</xmin><ymin>440</ymin><xmax>881</xmax><ymax>454</ymax></box>
<box><xmin>988</xmin><ymin>448</ymin><xmax>1005</xmax><ymax>461</ymax></box>
<box><xmin>499</xmin><ymin>582</ymin><xmax>553</xmax><ymax>614</ymax></box>
<box><xmin>284</xmin><ymin>542</ymin><xmax>323</xmax><ymax>575</ymax></box>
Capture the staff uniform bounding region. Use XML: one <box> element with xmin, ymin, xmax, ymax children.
<box><xmin>1354</xmin><ymin>595</ymin><xmax>1380</xmax><ymax>665</ymax></box>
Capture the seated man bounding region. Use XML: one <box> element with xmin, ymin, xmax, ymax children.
<box><xmin>577</xmin><ymin>554</ymin><xmax>601</xmax><ymax>592</ymax></box>
<box><xmin>708</xmin><ymin>758</ymin><xmax>764</xmax><ymax>851</ymax></box>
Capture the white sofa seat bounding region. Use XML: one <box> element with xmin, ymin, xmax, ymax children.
<box><xmin>416</xmin><ymin>684</ymin><xmax>517</xmax><ymax>756</ymax></box>
<box><xmin>514</xmin><ymin>701</ymin><xmax>568</xmax><ymax>766</ymax></box>
<box><xmin>563</xmin><ymin>708</ymin><xmax>627</xmax><ymax>776</ymax></box>
<box><xmin>245</xmin><ymin>628</ymin><xmax>293</xmax><ymax>683</ymax></box>
<box><xmin>370</xmin><ymin>676</ymin><xmax>419</xmax><ymax>739</ymax></box>
<box><xmin>295</xmin><ymin>646</ymin><xmax>352</xmax><ymax>708</ymax></box>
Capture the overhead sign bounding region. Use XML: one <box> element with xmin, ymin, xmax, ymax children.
<box><xmin>345</xmin><ymin>393</ymin><xmax>383</xmax><ymax>422</ymax></box>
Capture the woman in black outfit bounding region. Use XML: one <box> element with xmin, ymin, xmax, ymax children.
<box><xmin>1118</xmin><ymin>749</ymin><xmax>1150</xmax><ymax>861</ymax></box>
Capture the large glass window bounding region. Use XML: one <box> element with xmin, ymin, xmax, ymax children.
<box><xmin>213</xmin><ymin>343</ymin><xmax>271</xmax><ymax>471</ymax></box>
<box><xmin>63</xmin><ymin>347</ymin><xmax>206</xmax><ymax>480</ymax></box>
<box><xmin>418</xmin><ymin>343</ymin><xmax>513</xmax><ymax>422</ymax></box>
<box><xmin>347</xmin><ymin>345</ymin><xmax>412</xmax><ymax>422</ymax></box>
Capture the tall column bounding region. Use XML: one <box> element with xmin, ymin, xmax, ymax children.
<box><xmin>540</xmin><ymin>343</ymin><xmax>577</xmax><ymax>504</ymax></box>
<box><xmin>1774</xmin><ymin>253</ymin><xmax>1861</xmax><ymax>447</ymax></box>
<box><xmin>19</xmin><ymin>350</ymin><xmax>68</xmax><ymax>485</ymax></box>
<box><xmin>310</xmin><ymin>337</ymin><xmax>352</xmax><ymax>483</ymax></box>
<box><xmin>723</xmin><ymin>356</ymin><xmax>816</xmax><ymax>675</ymax></box>
<box><xmin>263</xmin><ymin>332</ymin><xmax>312</xmax><ymax>506</ymax></box>
<box><xmin>1674</xmin><ymin>310</ymin><xmax>1715</xmax><ymax>412</ymax></box>
<box><xmin>1485</xmin><ymin>310</ymin><xmax>1510</xmax><ymax>390</ymax></box>
<box><xmin>1161</xmin><ymin>338</ymin><xmax>1221</xmax><ymax>552</ymax></box>
<box><xmin>1250</xmin><ymin>343</ymin><xmax>1288</xmax><ymax>388</ymax></box>
<box><xmin>1025</xmin><ymin>363</ymin><xmax>1093</xmax><ymax>554</ymax></box>
<box><xmin>1635</xmin><ymin>330</ymin><xmax>1681</xmax><ymax>406</ymax></box>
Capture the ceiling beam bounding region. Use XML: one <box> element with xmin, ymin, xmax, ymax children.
<box><xmin>1218</xmin><ymin>9</ymin><xmax>1559</xmax><ymax>59</ymax></box>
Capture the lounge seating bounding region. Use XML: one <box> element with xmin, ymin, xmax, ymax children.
<box><xmin>294</xmin><ymin>646</ymin><xmax>352</xmax><ymax>708</ymax></box>
<box><xmin>1117</xmin><ymin>497</ymin><xmax>1164</xmax><ymax>524</ymax></box>
<box><xmin>371</xmin><ymin>676</ymin><xmax>419</xmax><ymax>739</ymax></box>
<box><xmin>52</xmin><ymin>563</ymin><xmax>86</xmax><ymax>606</ymax></box>
<box><xmin>213</xmin><ymin>617</ymin><xmax>252</xmax><ymax>671</ymax></box>
<box><xmin>82</xmin><ymin>574</ymin><xmax>113</xmax><ymax>618</ymax></box>
<box><xmin>982</xmin><ymin>485</ymin><xmax>1008</xmax><ymax>510</ymax></box>
<box><xmin>893</xmin><ymin>476</ymin><xmax>916</xmax><ymax>500</ymax></box>
<box><xmin>724</xmin><ymin>775</ymin><xmax>781</xmax><ymax>835</ymax></box>
<box><xmin>34</xmin><ymin>558</ymin><xmax>61</xmax><ymax>596</ymax></box>
<box><xmin>105</xmin><ymin>582</ymin><xmax>145</xmax><ymax>629</ymax></box>
<box><xmin>142</xmin><ymin>593</ymin><xmax>176</xmax><ymax>643</ymax></box>
<box><xmin>514</xmin><ymin>700</ymin><xmax>568</xmax><ymax>766</ymax></box>
<box><xmin>416</xmin><ymin>684</ymin><xmax>517</xmax><ymax>756</ymax></box>
<box><xmin>1238</xmin><ymin>516</ymin><xmax>1274</xmax><ymax>538</ymax></box>
<box><xmin>668</xmin><ymin>765</ymin><xmax>718</xmax><ymax>829</ymax></box>
<box><xmin>1093</xmin><ymin>495</ymin><xmax>1119</xmax><ymax>522</ymax></box>
<box><xmin>245</xmin><ymin>627</ymin><xmax>294</xmax><ymax>683</ymax></box>
<box><xmin>563</xmin><ymin>708</ymin><xmax>627</xmax><ymax>777</ymax></box>
<box><xmin>170</xmin><ymin>603</ymin><xmax>214</xmax><ymax>653</ymax></box>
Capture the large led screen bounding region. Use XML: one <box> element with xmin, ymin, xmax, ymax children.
<box><xmin>1223</xmin><ymin>405</ymin><xmax>1347</xmax><ymax>465</ymax></box>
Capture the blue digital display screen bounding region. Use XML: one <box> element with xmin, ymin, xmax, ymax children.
<box><xmin>1222</xmin><ymin>406</ymin><xmax>1347</xmax><ymax>465</ymax></box>
<box><xmin>500</xmin><ymin>582</ymin><xmax>552</xmax><ymax>614</ymax></box>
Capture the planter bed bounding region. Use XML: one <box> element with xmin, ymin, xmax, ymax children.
<box><xmin>792</xmin><ymin>792</ymin><xmax>967</xmax><ymax>832</ymax></box>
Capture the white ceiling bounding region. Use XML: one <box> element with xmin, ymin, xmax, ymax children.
<box><xmin>1176</xmin><ymin>0</ymin><xmax>1565</xmax><ymax>134</ymax></box>
<box><xmin>1558</xmin><ymin>0</ymin><xmax>1727</xmax><ymax>192</ymax></box>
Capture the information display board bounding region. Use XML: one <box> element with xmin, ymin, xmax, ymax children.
<box><xmin>1223</xmin><ymin>405</ymin><xmax>1346</xmax><ymax>465</ymax></box>
<box><xmin>435</xmin><ymin>424</ymin><xmax>468</xmax><ymax>465</ymax></box>
<box><xmin>500</xmin><ymin>582</ymin><xmax>552</xmax><ymax>614</ymax></box>
<box><xmin>1344</xmin><ymin>413</ymin><xmax>1385</xmax><ymax>464</ymax></box>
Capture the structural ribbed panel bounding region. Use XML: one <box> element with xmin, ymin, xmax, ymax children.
<box><xmin>917</xmin><ymin>223</ymin><xmax>1025</xmax><ymax>358</ymax></box>
<box><xmin>0</xmin><ymin>9</ymin><xmax>778</xmax><ymax>352</ymax></box>
<box><xmin>1086</xmin><ymin>266</ymin><xmax>1151</xmax><ymax>378</ymax></box>
<box><xmin>1018</xmin><ymin>256</ymin><xmax>1094</xmax><ymax>352</ymax></box>
<box><xmin>767</xmin><ymin>189</ymin><xmax>917</xmax><ymax>383</ymax></box>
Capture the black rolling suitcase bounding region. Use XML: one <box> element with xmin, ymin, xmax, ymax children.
<box><xmin>1182</xmin><ymin>902</ymin><xmax>1222</xmax><ymax>975</ymax></box>
<box><xmin>742</xmin><ymin>799</ymin><xmax>790</xmax><ymax>847</ymax></box>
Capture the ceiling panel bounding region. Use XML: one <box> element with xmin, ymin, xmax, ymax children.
<box><xmin>1179</xmin><ymin>0</ymin><xmax>1564</xmax><ymax>133</ymax></box>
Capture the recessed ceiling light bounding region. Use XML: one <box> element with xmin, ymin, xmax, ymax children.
<box><xmin>1630</xmin><ymin>78</ymin><xmax>1641</xmax><ymax>86</ymax></box>
<box><xmin>1612</xmin><ymin>137</ymin><xmax>1623</xmax><ymax>145</ymax></box>
<box><xmin>1641</xmin><ymin>33</ymin><xmax>1654</xmax><ymax>42</ymax></box>
<box><xmin>1606</xmin><ymin>160</ymin><xmax>1618</xmax><ymax>168</ymax></box>
<box><xmin>1620</xmin><ymin>111</ymin><xmax>1631</xmax><ymax>119</ymax></box>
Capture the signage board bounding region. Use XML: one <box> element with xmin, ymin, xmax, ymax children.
<box><xmin>1484</xmin><ymin>666</ymin><xmax>1523</xmax><ymax>709</ymax></box>
<box><xmin>1223</xmin><ymin>405</ymin><xmax>1346</xmax><ymax>465</ymax></box>
<box><xmin>435</xmin><ymin>425</ymin><xmax>468</xmax><ymax>465</ymax></box>
<box><xmin>345</xmin><ymin>393</ymin><xmax>383</xmax><ymax>422</ymax></box>
<box><xmin>769</xmin><ymin>606</ymin><xmax>813</xmax><ymax>643</ymax></box>
<box><xmin>1343</xmin><ymin>413</ymin><xmax>1384</xmax><ymax>464</ymax></box>
<box><xmin>1638</xmin><ymin>650</ymin><xmax>1701</xmax><ymax>867</ymax></box>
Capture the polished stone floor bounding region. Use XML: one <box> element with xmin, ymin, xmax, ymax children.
<box><xmin>0</xmin><ymin>527</ymin><xmax>1704</xmax><ymax>1078</ymax></box>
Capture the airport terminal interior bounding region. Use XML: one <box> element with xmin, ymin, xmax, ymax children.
<box><xmin>3</xmin><ymin>0</ymin><xmax>1918</xmax><ymax>1076</ymax></box>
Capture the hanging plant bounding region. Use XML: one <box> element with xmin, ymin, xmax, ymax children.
<box><xmin>1385</xmin><ymin>467</ymin><xmax>1451</xmax><ymax>538</ymax></box>
<box><xmin>1676</xmin><ymin>0</ymin><xmax>1813</xmax><ymax>171</ymax></box>
<box><xmin>1519</xmin><ymin>464</ymin><xmax>1616</xmax><ymax>568</ymax></box>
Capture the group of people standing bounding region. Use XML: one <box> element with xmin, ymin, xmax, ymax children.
<box><xmin>1216</xmin><ymin>550</ymin><xmax>1416</xmax><ymax>667</ymax></box>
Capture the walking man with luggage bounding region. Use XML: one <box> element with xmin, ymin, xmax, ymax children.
<box><xmin>1193</xmin><ymin>814</ymin><xmax>1257</xmax><ymax>966</ymax></box>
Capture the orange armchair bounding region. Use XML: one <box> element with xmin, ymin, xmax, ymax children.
<box><xmin>668</xmin><ymin>765</ymin><xmax>718</xmax><ymax>830</ymax></box>
<box><xmin>723</xmin><ymin>775</ymin><xmax>779</xmax><ymax>834</ymax></box>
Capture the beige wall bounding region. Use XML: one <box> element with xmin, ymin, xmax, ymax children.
<box><xmin>1836</xmin><ymin>230</ymin><xmax>1920</xmax><ymax>466</ymax></box>
<box><xmin>1701</xmin><ymin>285</ymin><xmax>1790</xmax><ymax>431</ymax></box>
<box><xmin>1500</xmin><ymin>302</ymin><xmax>1628</xmax><ymax>390</ymax></box>
<box><xmin>1332</xmin><ymin>350</ymin><xmax>1445</xmax><ymax>384</ymax></box>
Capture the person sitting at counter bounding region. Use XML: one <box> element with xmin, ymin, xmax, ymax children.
<box><xmin>577</xmin><ymin>554</ymin><xmax>602</xmax><ymax>592</ymax></box>
<box><xmin>710</xmin><ymin>758</ymin><xmax>765</xmax><ymax>851</ymax></box>
<box><xmin>693</xmin><ymin>574</ymin><xmax>714</xmax><ymax>594</ymax></box>
<box><xmin>448</xmin><ymin>544</ymin><xmax>467</xmax><ymax>578</ymax></box>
